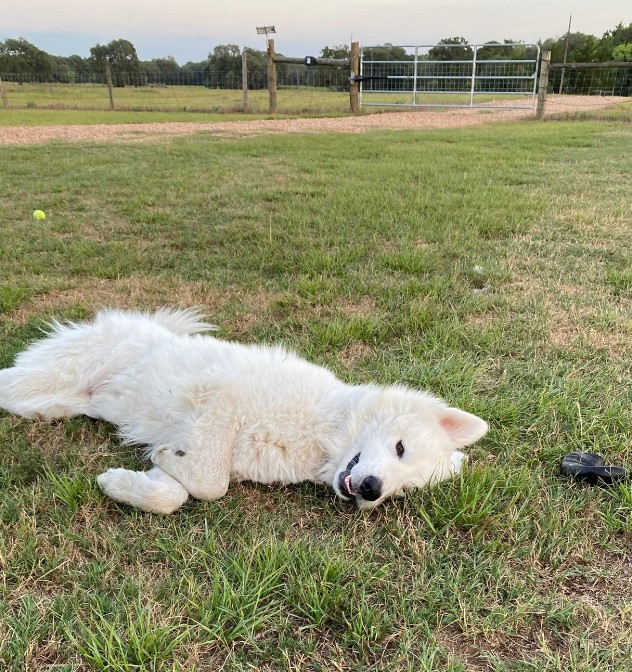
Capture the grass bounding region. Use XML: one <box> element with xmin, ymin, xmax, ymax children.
<box><xmin>0</xmin><ymin>82</ymin><xmax>351</xmax><ymax>114</ymax></box>
<box><xmin>547</xmin><ymin>98</ymin><xmax>632</xmax><ymax>123</ymax></box>
<box><xmin>0</xmin><ymin>115</ymin><xmax>632</xmax><ymax>670</ymax></box>
<box><xmin>0</xmin><ymin>81</ymin><xmax>551</xmax><ymax>118</ymax></box>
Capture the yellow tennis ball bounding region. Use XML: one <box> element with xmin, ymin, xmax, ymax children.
<box><xmin>33</xmin><ymin>210</ymin><xmax>46</xmax><ymax>220</ymax></box>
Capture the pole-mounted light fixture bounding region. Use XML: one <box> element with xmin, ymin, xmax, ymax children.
<box><xmin>256</xmin><ymin>26</ymin><xmax>276</xmax><ymax>41</ymax></box>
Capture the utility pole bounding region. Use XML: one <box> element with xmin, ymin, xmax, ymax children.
<box><xmin>558</xmin><ymin>14</ymin><xmax>572</xmax><ymax>95</ymax></box>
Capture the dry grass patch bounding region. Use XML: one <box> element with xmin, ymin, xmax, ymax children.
<box><xmin>339</xmin><ymin>342</ymin><xmax>373</xmax><ymax>366</ymax></box>
<box><xmin>434</xmin><ymin>625</ymin><xmax>494</xmax><ymax>671</ymax></box>
<box><xmin>3</xmin><ymin>277</ymin><xmax>230</xmax><ymax>325</ymax></box>
<box><xmin>546</xmin><ymin>301</ymin><xmax>631</xmax><ymax>356</ymax></box>
<box><xmin>338</xmin><ymin>295</ymin><xmax>378</xmax><ymax>319</ymax></box>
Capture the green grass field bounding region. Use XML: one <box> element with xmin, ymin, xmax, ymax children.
<box><xmin>1</xmin><ymin>116</ymin><xmax>632</xmax><ymax>670</ymax></box>
<box><xmin>0</xmin><ymin>81</ymin><xmax>541</xmax><ymax>116</ymax></box>
<box><xmin>0</xmin><ymin>81</ymin><xmax>351</xmax><ymax>114</ymax></box>
<box><xmin>2</xmin><ymin>81</ymin><xmax>630</xmax><ymax>122</ymax></box>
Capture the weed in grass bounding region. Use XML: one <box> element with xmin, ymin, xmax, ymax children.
<box><xmin>64</xmin><ymin>596</ymin><xmax>190</xmax><ymax>671</ymax></box>
<box><xmin>606</xmin><ymin>266</ymin><xmax>632</xmax><ymax>296</ymax></box>
<box><xmin>0</xmin><ymin>595</ymin><xmax>50</xmax><ymax>670</ymax></box>
<box><xmin>411</xmin><ymin>463</ymin><xmax>530</xmax><ymax>537</ymax></box>
<box><xmin>45</xmin><ymin>466</ymin><xmax>90</xmax><ymax>514</ymax></box>
<box><xmin>0</xmin><ymin>286</ymin><xmax>32</xmax><ymax>314</ymax></box>
<box><xmin>191</xmin><ymin>540</ymin><xmax>290</xmax><ymax>646</ymax></box>
<box><xmin>598</xmin><ymin>482</ymin><xmax>632</xmax><ymax>534</ymax></box>
<box><xmin>290</xmin><ymin>553</ymin><xmax>349</xmax><ymax>629</ymax></box>
<box><xmin>308</xmin><ymin>314</ymin><xmax>386</xmax><ymax>353</ymax></box>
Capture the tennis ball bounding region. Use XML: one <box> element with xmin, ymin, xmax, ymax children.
<box><xmin>33</xmin><ymin>210</ymin><xmax>46</xmax><ymax>220</ymax></box>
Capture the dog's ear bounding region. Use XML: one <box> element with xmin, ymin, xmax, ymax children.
<box><xmin>437</xmin><ymin>407</ymin><xmax>488</xmax><ymax>448</ymax></box>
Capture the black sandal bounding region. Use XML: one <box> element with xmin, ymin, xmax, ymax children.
<box><xmin>560</xmin><ymin>451</ymin><xmax>627</xmax><ymax>486</ymax></box>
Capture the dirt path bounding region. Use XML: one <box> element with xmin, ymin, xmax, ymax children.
<box><xmin>0</xmin><ymin>96</ymin><xmax>626</xmax><ymax>145</ymax></box>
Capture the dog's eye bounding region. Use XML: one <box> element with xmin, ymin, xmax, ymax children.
<box><xmin>396</xmin><ymin>440</ymin><xmax>405</xmax><ymax>458</ymax></box>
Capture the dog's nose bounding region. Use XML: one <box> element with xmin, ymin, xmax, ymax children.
<box><xmin>359</xmin><ymin>476</ymin><xmax>382</xmax><ymax>501</ymax></box>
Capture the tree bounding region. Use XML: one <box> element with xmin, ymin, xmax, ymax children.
<box><xmin>181</xmin><ymin>59</ymin><xmax>210</xmax><ymax>86</ymax></box>
<box><xmin>613</xmin><ymin>43</ymin><xmax>632</xmax><ymax>61</ymax></box>
<box><xmin>208</xmin><ymin>44</ymin><xmax>241</xmax><ymax>89</ymax></box>
<box><xmin>427</xmin><ymin>37</ymin><xmax>473</xmax><ymax>61</ymax></box>
<box><xmin>0</xmin><ymin>38</ymin><xmax>54</xmax><ymax>80</ymax></box>
<box><xmin>312</xmin><ymin>45</ymin><xmax>350</xmax><ymax>91</ymax></box>
<box><xmin>321</xmin><ymin>45</ymin><xmax>350</xmax><ymax>60</ymax></box>
<box><xmin>141</xmin><ymin>56</ymin><xmax>181</xmax><ymax>84</ymax></box>
<box><xmin>50</xmin><ymin>54</ymin><xmax>90</xmax><ymax>83</ymax></box>
<box><xmin>477</xmin><ymin>39</ymin><xmax>537</xmax><ymax>61</ymax></box>
<box><xmin>540</xmin><ymin>33</ymin><xmax>598</xmax><ymax>63</ymax></box>
<box><xmin>64</xmin><ymin>55</ymin><xmax>91</xmax><ymax>79</ymax></box>
<box><xmin>426</xmin><ymin>37</ymin><xmax>473</xmax><ymax>92</ymax></box>
<box><xmin>360</xmin><ymin>44</ymin><xmax>413</xmax><ymax>92</ymax></box>
<box><xmin>242</xmin><ymin>48</ymin><xmax>267</xmax><ymax>89</ymax></box>
<box><xmin>90</xmin><ymin>39</ymin><xmax>142</xmax><ymax>86</ymax></box>
<box><xmin>602</xmin><ymin>23</ymin><xmax>632</xmax><ymax>95</ymax></box>
<box><xmin>362</xmin><ymin>43</ymin><xmax>411</xmax><ymax>62</ymax></box>
<box><xmin>601</xmin><ymin>22</ymin><xmax>632</xmax><ymax>55</ymax></box>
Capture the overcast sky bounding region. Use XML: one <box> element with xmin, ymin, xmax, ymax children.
<box><xmin>3</xmin><ymin>1</ymin><xmax>631</xmax><ymax>64</ymax></box>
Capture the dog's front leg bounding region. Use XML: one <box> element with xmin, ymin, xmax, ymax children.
<box><xmin>97</xmin><ymin>466</ymin><xmax>190</xmax><ymax>514</ymax></box>
<box><xmin>150</xmin><ymin>410</ymin><xmax>235</xmax><ymax>502</ymax></box>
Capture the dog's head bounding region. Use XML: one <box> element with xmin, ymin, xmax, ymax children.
<box><xmin>330</xmin><ymin>386</ymin><xmax>487</xmax><ymax>510</ymax></box>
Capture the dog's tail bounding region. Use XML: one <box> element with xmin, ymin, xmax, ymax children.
<box><xmin>150</xmin><ymin>307</ymin><xmax>218</xmax><ymax>335</ymax></box>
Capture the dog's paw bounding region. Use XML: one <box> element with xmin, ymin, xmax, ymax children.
<box><xmin>450</xmin><ymin>450</ymin><xmax>466</xmax><ymax>474</ymax></box>
<box><xmin>97</xmin><ymin>468</ymin><xmax>134</xmax><ymax>498</ymax></box>
<box><xmin>97</xmin><ymin>467</ymin><xmax>189</xmax><ymax>514</ymax></box>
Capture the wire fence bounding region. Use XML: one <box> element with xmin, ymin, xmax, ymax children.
<box><xmin>1</xmin><ymin>62</ymin><xmax>630</xmax><ymax>115</ymax></box>
<box><xmin>0</xmin><ymin>67</ymin><xmax>352</xmax><ymax>114</ymax></box>
<box><xmin>541</xmin><ymin>62</ymin><xmax>632</xmax><ymax>120</ymax></box>
<box><xmin>0</xmin><ymin>68</ymin><xmax>350</xmax><ymax>90</ymax></box>
<box><xmin>548</xmin><ymin>63</ymin><xmax>632</xmax><ymax>97</ymax></box>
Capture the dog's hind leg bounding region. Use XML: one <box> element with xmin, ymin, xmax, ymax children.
<box><xmin>0</xmin><ymin>314</ymin><xmax>142</xmax><ymax>422</ymax></box>
<box><xmin>0</xmin><ymin>367</ymin><xmax>93</xmax><ymax>421</ymax></box>
<box><xmin>97</xmin><ymin>466</ymin><xmax>190</xmax><ymax>514</ymax></box>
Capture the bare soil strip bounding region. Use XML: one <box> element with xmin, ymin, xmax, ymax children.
<box><xmin>0</xmin><ymin>96</ymin><xmax>626</xmax><ymax>145</ymax></box>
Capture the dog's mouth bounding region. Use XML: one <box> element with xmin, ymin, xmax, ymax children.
<box><xmin>337</xmin><ymin>452</ymin><xmax>361</xmax><ymax>499</ymax></box>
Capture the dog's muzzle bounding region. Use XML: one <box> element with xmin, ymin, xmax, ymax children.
<box><xmin>338</xmin><ymin>452</ymin><xmax>383</xmax><ymax>502</ymax></box>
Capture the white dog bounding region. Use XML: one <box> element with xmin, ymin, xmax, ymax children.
<box><xmin>0</xmin><ymin>308</ymin><xmax>488</xmax><ymax>513</ymax></box>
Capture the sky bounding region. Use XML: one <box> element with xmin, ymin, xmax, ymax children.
<box><xmin>3</xmin><ymin>1</ymin><xmax>631</xmax><ymax>64</ymax></box>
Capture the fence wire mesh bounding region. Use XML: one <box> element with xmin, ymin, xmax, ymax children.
<box><xmin>549</xmin><ymin>65</ymin><xmax>632</xmax><ymax>97</ymax></box>
<box><xmin>0</xmin><ymin>66</ymin><xmax>351</xmax><ymax>113</ymax></box>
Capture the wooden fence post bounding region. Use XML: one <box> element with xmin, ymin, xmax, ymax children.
<box><xmin>349</xmin><ymin>41</ymin><xmax>360</xmax><ymax>113</ymax></box>
<box><xmin>267</xmin><ymin>39</ymin><xmax>277</xmax><ymax>114</ymax></box>
<box><xmin>242</xmin><ymin>50</ymin><xmax>250</xmax><ymax>112</ymax></box>
<box><xmin>104</xmin><ymin>58</ymin><xmax>115</xmax><ymax>110</ymax></box>
<box><xmin>536</xmin><ymin>50</ymin><xmax>551</xmax><ymax>119</ymax></box>
<box><xmin>0</xmin><ymin>76</ymin><xmax>9</xmax><ymax>108</ymax></box>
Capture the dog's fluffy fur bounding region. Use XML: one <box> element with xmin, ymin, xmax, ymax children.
<box><xmin>0</xmin><ymin>308</ymin><xmax>488</xmax><ymax>513</ymax></box>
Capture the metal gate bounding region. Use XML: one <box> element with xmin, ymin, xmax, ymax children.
<box><xmin>359</xmin><ymin>43</ymin><xmax>540</xmax><ymax>109</ymax></box>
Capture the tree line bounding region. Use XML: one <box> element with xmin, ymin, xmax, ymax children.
<box><xmin>0</xmin><ymin>21</ymin><xmax>630</xmax><ymax>90</ymax></box>
<box><xmin>0</xmin><ymin>38</ymin><xmax>208</xmax><ymax>85</ymax></box>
